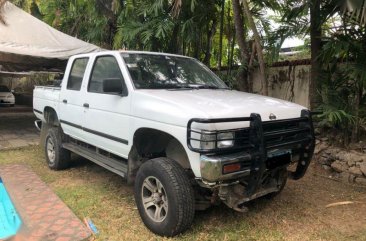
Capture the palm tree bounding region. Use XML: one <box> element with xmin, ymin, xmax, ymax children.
<box><xmin>344</xmin><ymin>0</ymin><xmax>366</xmax><ymax>24</ymax></box>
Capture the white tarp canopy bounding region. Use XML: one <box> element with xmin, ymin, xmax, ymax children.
<box><xmin>0</xmin><ymin>2</ymin><xmax>101</xmax><ymax>72</ymax></box>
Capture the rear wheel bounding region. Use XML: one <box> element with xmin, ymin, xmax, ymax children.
<box><xmin>134</xmin><ymin>158</ymin><xmax>195</xmax><ymax>237</ymax></box>
<box><xmin>44</xmin><ymin>127</ymin><xmax>70</xmax><ymax>170</ymax></box>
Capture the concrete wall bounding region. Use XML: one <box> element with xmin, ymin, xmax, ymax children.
<box><xmin>252</xmin><ymin>64</ymin><xmax>311</xmax><ymax>108</ymax></box>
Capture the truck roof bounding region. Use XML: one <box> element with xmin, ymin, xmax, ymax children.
<box><xmin>71</xmin><ymin>50</ymin><xmax>191</xmax><ymax>59</ymax></box>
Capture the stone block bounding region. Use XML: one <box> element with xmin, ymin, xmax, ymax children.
<box><xmin>355</xmin><ymin>177</ymin><xmax>366</xmax><ymax>186</ymax></box>
<box><xmin>331</xmin><ymin>160</ymin><xmax>348</xmax><ymax>173</ymax></box>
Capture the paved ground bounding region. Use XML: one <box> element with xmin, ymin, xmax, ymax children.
<box><xmin>0</xmin><ymin>164</ymin><xmax>91</xmax><ymax>241</ymax></box>
<box><xmin>0</xmin><ymin>111</ymin><xmax>39</xmax><ymax>150</ymax></box>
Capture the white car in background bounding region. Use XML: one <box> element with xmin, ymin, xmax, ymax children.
<box><xmin>0</xmin><ymin>85</ymin><xmax>15</xmax><ymax>107</ymax></box>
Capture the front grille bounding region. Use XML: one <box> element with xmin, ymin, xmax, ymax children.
<box><xmin>234</xmin><ymin>128</ymin><xmax>251</xmax><ymax>149</ymax></box>
<box><xmin>262</xmin><ymin>117</ymin><xmax>312</xmax><ymax>151</ymax></box>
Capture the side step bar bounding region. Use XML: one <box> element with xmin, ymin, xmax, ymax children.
<box><xmin>63</xmin><ymin>142</ymin><xmax>128</xmax><ymax>178</ymax></box>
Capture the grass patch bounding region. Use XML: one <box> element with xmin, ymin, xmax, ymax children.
<box><xmin>1</xmin><ymin>146</ymin><xmax>366</xmax><ymax>241</ymax></box>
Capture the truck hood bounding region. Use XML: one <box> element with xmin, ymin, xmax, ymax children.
<box><xmin>132</xmin><ymin>89</ymin><xmax>307</xmax><ymax>127</ymax></box>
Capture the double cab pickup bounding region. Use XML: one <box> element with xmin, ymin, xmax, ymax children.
<box><xmin>33</xmin><ymin>51</ymin><xmax>315</xmax><ymax>237</ymax></box>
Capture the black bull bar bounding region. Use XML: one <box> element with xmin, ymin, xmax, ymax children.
<box><xmin>187</xmin><ymin>109</ymin><xmax>316</xmax><ymax>196</ymax></box>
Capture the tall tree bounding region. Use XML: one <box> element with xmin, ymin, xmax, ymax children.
<box><xmin>241</xmin><ymin>0</ymin><xmax>267</xmax><ymax>95</ymax></box>
<box><xmin>232</xmin><ymin>0</ymin><xmax>250</xmax><ymax>91</ymax></box>
<box><xmin>218</xmin><ymin>0</ymin><xmax>225</xmax><ymax>70</ymax></box>
<box><xmin>309</xmin><ymin>0</ymin><xmax>321</xmax><ymax>109</ymax></box>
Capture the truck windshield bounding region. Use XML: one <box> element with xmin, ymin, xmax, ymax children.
<box><xmin>121</xmin><ymin>53</ymin><xmax>229</xmax><ymax>90</ymax></box>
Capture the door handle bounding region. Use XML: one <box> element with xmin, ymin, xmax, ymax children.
<box><xmin>62</xmin><ymin>99</ymin><xmax>67</xmax><ymax>104</ymax></box>
<box><xmin>83</xmin><ymin>103</ymin><xmax>89</xmax><ymax>108</ymax></box>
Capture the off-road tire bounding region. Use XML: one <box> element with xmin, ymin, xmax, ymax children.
<box><xmin>134</xmin><ymin>158</ymin><xmax>195</xmax><ymax>237</ymax></box>
<box><xmin>44</xmin><ymin>127</ymin><xmax>70</xmax><ymax>170</ymax></box>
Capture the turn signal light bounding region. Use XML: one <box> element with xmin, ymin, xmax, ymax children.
<box><xmin>223</xmin><ymin>163</ymin><xmax>241</xmax><ymax>174</ymax></box>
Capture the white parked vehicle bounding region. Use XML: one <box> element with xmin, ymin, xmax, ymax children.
<box><xmin>0</xmin><ymin>85</ymin><xmax>15</xmax><ymax>106</ymax></box>
<box><xmin>33</xmin><ymin>51</ymin><xmax>315</xmax><ymax>237</ymax></box>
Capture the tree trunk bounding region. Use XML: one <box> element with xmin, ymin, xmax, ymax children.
<box><xmin>218</xmin><ymin>0</ymin><xmax>225</xmax><ymax>70</ymax></box>
<box><xmin>226</xmin><ymin>1</ymin><xmax>232</xmax><ymax>69</ymax></box>
<box><xmin>203</xmin><ymin>19</ymin><xmax>218</xmax><ymax>67</ymax></box>
<box><xmin>229</xmin><ymin>30</ymin><xmax>236</xmax><ymax>75</ymax></box>
<box><xmin>310</xmin><ymin>0</ymin><xmax>322</xmax><ymax>109</ymax></box>
<box><xmin>169</xmin><ymin>23</ymin><xmax>180</xmax><ymax>54</ymax></box>
<box><xmin>351</xmin><ymin>86</ymin><xmax>362</xmax><ymax>142</ymax></box>
<box><xmin>232</xmin><ymin>0</ymin><xmax>249</xmax><ymax>91</ymax></box>
<box><xmin>241</xmin><ymin>0</ymin><xmax>267</xmax><ymax>95</ymax></box>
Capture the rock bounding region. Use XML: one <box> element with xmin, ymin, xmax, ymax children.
<box><xmin>347</xmin><ymin>159</ymin><xmax>356</xmax><ymax>167</ymax></box>
<box><xmin>320</xmin><ymin>137</ymin><xmax>329</xmax><ymax>142</ymax></box>
<box><xmin>355</xmin><ymin>177</ymin><xmax>366</xmax><ymax>185</ymax></box>
<box><xmin>314</xmin><ymin>142</ymin><xmax>329</xmax><ymax>154</ymax></box>
<box><xmin>348</xmin><ymin>166</ymin><xmax>363</xmax><ymax>176</ymax></box>
<box><xmin>340</xmin><ymin>172</ymin><xmax>356</xmax><ymax>183</ymax></box>
<box><xmin>360</xmin><ymin>162</ymin><xmax>366</xmax><ymax>176</ymax></box>
<box><xmin>322</xmin><ymin>165</ymin><xmax>331</xmax><ymax>171</ymax></box>
<box><xmin>331</xmin><ymin>160</ymin><xmax>349</xmax><ymax>173</ymax></box>
<box><xmin>336</xmin><ymin>152</ymin><xmax>364</xmax><ymax>166</ymax></box>
<box><xmin>316</xmin><ymin>139</ymin><xmax>320</xmax><ymax>145</ymax></box>
<box><xmin>319</xmin><ymin>156</ymin><xmax>332</xmax><ymax>166</ymax></box>
<box><xmin>349</xmin><ymin>174</ymin><xmax>356</xmax><ymax>183</ymax></box>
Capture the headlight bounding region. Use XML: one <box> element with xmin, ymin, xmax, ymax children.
<box><xmin>217</xmin><ymin>132</ymin><xmax>234</xmax><ymax>148</ymax></box>
<box><xmin>200</xmin><ymin>131</ymin><xmax>235</xmax><ymax>150</ymax></box>
<box><xmin>7</xmin><ymin>94</ymin><xmax>13</xmax><ymax>98</ymax></box>
<box><xmin>200</xmin><ymin>132</ymin><xmax>216</xmax><ymax>150</ymax></box>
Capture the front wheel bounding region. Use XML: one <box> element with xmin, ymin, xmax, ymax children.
<box><xmin>44</xmin><ymin>127</ymin><xmax>70</xmax><ymax>170</ymax></box>
<box><xmin>134</xmin><ymin>158</ymin><xmax>195</xmax><ymax>237</ymax></box>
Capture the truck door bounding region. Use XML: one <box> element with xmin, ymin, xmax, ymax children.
<box><xmin>82</xmin><ymin>54</ymin><xmax>131</xmax><ymax>158</ymax></box>
<box><xmin>59</xmin><ymin>57</ymin><xmax>90</xmax><ymax>141</ymax></box>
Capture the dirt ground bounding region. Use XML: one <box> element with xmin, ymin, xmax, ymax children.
<box><xmin>0</xmin><ymin>147</ymin><xmax>365</xmax><ymax>241</ymax></box>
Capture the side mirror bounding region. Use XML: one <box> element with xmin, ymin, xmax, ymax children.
<box><xmin>11</xmin><ymin>89</ymin><xmax>15</xmax><ymax>93</ymax></box>
<box><xmin>103</xmin><ymin>78</ymin><xmax>124</xmax><ymax>95</ymax></box>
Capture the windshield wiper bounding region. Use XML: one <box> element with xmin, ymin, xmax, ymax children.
<box><xmin>188</xmin><ymin>84</ymin><xmax>231</xmax><ymax>90</ymax></box>
<box><xmin>165</xmin><ymin>83</ymin><xmax>231</xmax><ymax>91</ymax></box>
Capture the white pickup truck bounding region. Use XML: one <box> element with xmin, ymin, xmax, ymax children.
<box><xmin>33</xmin><ymin>51</ymin><xmax>315</xmax><ymax>237</ymax></box>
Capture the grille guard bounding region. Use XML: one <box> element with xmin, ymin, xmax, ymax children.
<box><xmin>187</xmin><ymin>110</ymin><xmax>316</xmax><ymax>196</ymax></box>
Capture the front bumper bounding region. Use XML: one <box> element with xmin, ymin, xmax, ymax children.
<box><xmin>200</xmin><ymin>151</ymin><xmax>252</xmax><ymax>182</ymax></box>
<box><xmin>189</xmin><ymin>110</ymin><xmax>315</xmax><ymax>195</ymax></box>
<box><xmin>0</xmin><ymin>97</ymin><xmax>15</xmax><ymax>104</ymax></box>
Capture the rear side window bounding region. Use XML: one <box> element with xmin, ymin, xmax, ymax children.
<box><xmin>67</xmin><ymin>58</ymin><xmax>89</xmax><ymax>91</ymax></box>
<box><xmin>88</xmin><ymin>56</ymin><xmax>125</xmax><ymax>94</ymax></box>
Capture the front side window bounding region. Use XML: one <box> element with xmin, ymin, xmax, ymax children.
<box><xmin>67</xmin><ymin>58</ymin><xmax>89</xmax><ymax>91</ymax></box>
<box><xmin>121</xmin><ymin>53</ymin><xmax>228</xmax><ymax>90</ymax></box>
<box><xmin>88</xmin><ymin>56</ymin><xmax>125</xmax><ymax>94</ymax></box>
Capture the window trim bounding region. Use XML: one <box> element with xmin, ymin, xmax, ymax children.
<box><xmin>66</xmin><ymin>57</ymin><xmax>90</xmax><ymax>91</ymax></box>
<box><xmin>87</xmin><ymin>55</ymin><xmax>128</xmax><ymax>97</ymax></box>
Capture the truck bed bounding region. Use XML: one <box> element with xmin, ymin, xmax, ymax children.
<box><xmin>33</xmin><ymin>86</ymin><xmax>61</xmax><ymax>120</ymax></box>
